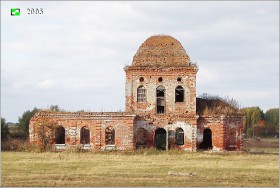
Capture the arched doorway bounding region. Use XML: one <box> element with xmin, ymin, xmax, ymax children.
<box><xmin>155</xmin><ymin>128</ymin><xmax>166</xmax><ymax>150</ymax></box>
<box><xmin>199</xmin><ymin>128</ymin><xmax>213</xmax><ymax>150</ymax></box>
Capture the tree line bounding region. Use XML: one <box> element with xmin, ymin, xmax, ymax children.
<box><xmin>241</xmin><ymin>107</ymin><xmax>279</xmax><ymax>138</ymax></box>
<box><xmin>1</xmin><ymin>105</ymin><xmax>61</xmax><ymax>141</ymax></box>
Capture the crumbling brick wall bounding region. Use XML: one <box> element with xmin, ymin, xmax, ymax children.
<box><xmin>124</xmin><ymin>67</ymin><xmax>198</xmax><ymax>116</ymax></box>
<box><xmin>29</xmin><ymin>35</ymin><xmax>244</xmax><ymax>152</ymax></box>
<box><xmin>29</xmin><ymin>111</ymin><xmax>136</xmax><ymax>150</ymax></box>
<box><xmin>134</xmin><ymin>114</ymin><xmax>198</xmax><ymax>151</ymax></box>
<box><xmin>197</xmin><ymin>115</ymin><xmax>243</xmax><ymax>151</ymax></box>
<box><xmin>224</xmin><ymin>116</ymin><xmax>243</xmax><ymax>151</ymax></box>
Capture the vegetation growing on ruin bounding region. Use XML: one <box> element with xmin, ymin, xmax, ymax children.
<box><xmin>196</xmin><ymin>93</ymin><xmax>241</xmax><ymax>116</ymax></box>
<box><xmin>196</xmin><ymin>94</ymin><xmax>279</xmax><ymax>138</ymax></box>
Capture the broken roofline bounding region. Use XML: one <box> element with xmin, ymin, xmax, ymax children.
<box><xmin>33</xmin><ymin>111</ymin><xmax>137</xmax><ymax>118</ymax></box>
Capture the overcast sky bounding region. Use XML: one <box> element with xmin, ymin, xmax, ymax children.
<box><xmin>1</xmin><ymin>1</ymin><xmax>279</xmax><ymax>123</ymax></box>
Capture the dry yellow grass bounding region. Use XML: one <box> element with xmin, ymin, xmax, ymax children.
<box><xmin>1</xmin><ymin>150</ymin><xmax>279</xmax><ymax>187</ymax></box>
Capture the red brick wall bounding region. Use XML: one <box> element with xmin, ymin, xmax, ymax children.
<box><xmin>134</xmin><ymin>115</ymin><xmax>198</xmax><ymax>151</ymax></box>
<box><xmin>29</xmin><ymin>112</ymin><xmax>136</xmax><ymax>150</ymax></box>
<box><xmin>29</xmin><ymin>35</ymin><xmax>244</xmax><ymax>152</ymax></box>
<box><xmin>224</xmin><ymin>116</ymin><xmax>243</xmax><ymax>151</ymax></box>
<box><xmin>124</xmin><ymin>66</ymin><xmax>198</xmax><ymax>116</ymax></box>
<box><xmin>197</xmin><ymin>116</ymin><xmax>225</xmax><ymax>151</ymax></box>
<box><xmin>197</xmin><ymin>115</ymin><xmax>243</xmax><ymax>151</ymax></box>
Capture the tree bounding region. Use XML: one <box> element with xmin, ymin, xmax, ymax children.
<box><xmin>265</xmin><ymin>108</ymin><xmax>279</xmax><ymax>135</ymax></box>
<box><xmin>16</xmin><ymin>105</ymin><xmax>63</xmax><ymax>139</ymax></box>
<box><xmin>1</xmin><ymin>118</ymin><xmax>10</xmax><ymax>141</ymax></box>
<box><xmin>241</xmin><ymin>107</ymin><xmax>265</xmax><ymax>137</ymax></box>
<box><xmin>17</xmin><ymin>108</ymin><xmax>39</xmax><ymax>139</ymax></box>
<box><xmin>49</xmin><ymin>105</ymin><xmax>60</xmax><ymax>112</ymax></box>
<box><xmin>242</xmin><ymin>107</ymin><xmax>279</xmax><ymax>138</ymax></box>
<box><xmin>246</xmin><ymin>128</ymin><xmax>253</xmax><ymax>138</ymax></box>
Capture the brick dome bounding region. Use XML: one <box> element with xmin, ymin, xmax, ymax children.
<box><xmin>132</xmin><ymin>35</ymin><xmax>190</xmax><ymax>67</ymax></box>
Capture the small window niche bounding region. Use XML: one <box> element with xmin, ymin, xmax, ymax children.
<box><xmin>139</xmin><ymin>77</ymin><xmax>144</xmax><ymax>82</ymax></box>
<box><xmin>177</xmin><ymin>77</ymin><xmax>182</xmax><ymax>82</ymax></box>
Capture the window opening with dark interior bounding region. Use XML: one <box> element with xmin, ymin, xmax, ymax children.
<box><xmin>175</xmin><ymin>86</ymin><xmax>184</xmax><ymax>102</ymax></box>
<box><xmin>80</xmin><ymin>126</ymin><xmax>90</xmax><ymax>144</ymax></box>
<box><xmin>105</xmin><ymin>126</ymin><xmax>115</xmax><ymax>145</ymax></box>
<box><xmin>156</xmin><ymin>86</ymin><xmax>165</xmax><ymax>114</ymax></box>
<box><xmin>139</xmin><ymin>77</ymin><xmax>144</xmax><ymax>82</ymax></box>
<box><xmin>177</xmin><ymin>77</ymin><xmax>182</xmax><ymax>82</ymax></box>
<box><xmin>176</xmin><ymin>128</ymin><xmax>184</xmax><ymax>145</ymax></box>
<box><xmin>137</xmin><ymin>86</ymin><xmax>147</xmax><ymax>102</ymax></box>
<box><xmin>158</xmin><ymin>77</ymin><xmax>163</xmax><ymax>82</ymax></box>
<box><xmin>55</xmin><ymin>126</ymin><xmax>65</xmax><ymax>144</ymax></box>
<box><xmin>199</xmin><ymin>128</ymin><xmax>213</xmax><ymax>150</ymax></box>
<box><xmin>155</xmin><ymin>128</ymin><xmax>166</xmax><ymax>150</ymax></box>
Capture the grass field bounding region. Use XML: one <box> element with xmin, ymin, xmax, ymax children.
<box><xmin>1</xmin><ymin>149</ymin><xmax>279</xmax><ymax>187</ymax></box>
<box><xmin>243</xmin><ymin>138</ymin><xmax>279</xmax><ymax>154</ymax></box>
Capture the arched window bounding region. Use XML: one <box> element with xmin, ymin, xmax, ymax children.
<box><xmin>55</xmin><ymin>126</ymin><xmax>65</xmax><ymax>144</ymax></box>
<box><xmin>175</xmin><ymin>86</ymin><xmax>184</xmax><ymax>102</ymax></box>
<box><xmin>137</xmin><ymin>86</ymin><xmax>146</xmax><ymax>102</ymax></box>
<box><xmin>105</xmin><ymin>126</ymin><xmax>115</xmax><ymax>145</ymax></box>
<box><xmin>156</xmin><ymin>86</ymin><xmax>165</xmax><ymax>114</ymax></box>
<box><xmin>80</xmin><ymin>126</ymin><xmax>90</xmax><ymax>144</ymax></box>
<box><xmin>176</xmin><ymin>128</ymin><xmax>184</xmax><ymax>145</ymax></box>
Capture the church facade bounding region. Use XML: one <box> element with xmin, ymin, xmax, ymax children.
<box><xmin>29</xmin><ymin>35</ymin><xmax>243</xmax><ymax>151</ymax></box>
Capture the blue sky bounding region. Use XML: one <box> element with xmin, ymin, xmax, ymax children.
<box><xmin>1</xmin><ymin>1</ymin><xmax>279</xmax><ymax>123</ymax></box>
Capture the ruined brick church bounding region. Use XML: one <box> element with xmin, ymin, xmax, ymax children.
<box><xmin>29</xmin><ymin>35</ymin><xmax>243</xmax><ymax>151</ymax></box>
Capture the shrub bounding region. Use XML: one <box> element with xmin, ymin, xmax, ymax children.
<box><xmin>1</xmin><ymin>139</ymin><xmax>53</xmax><ymax>152</ymax></box>
<box><xmin>246</xmin><ymin>128</ymin><xmax>253</xmax><ymax>138</ymax></box>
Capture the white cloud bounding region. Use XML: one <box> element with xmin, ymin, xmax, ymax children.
<box><xmin>1</xmin><ymin>1</ymin><xmax>279</xmax><ymax>122</ymax></box>
<box><xmin>36</xmin><ymin>79</ymin><xmax>53</xmax><ymax>89</ymax></box>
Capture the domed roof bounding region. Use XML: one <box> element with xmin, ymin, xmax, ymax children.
<box><xmin>132</xmin><ymin>35</ymin><xmax>190</xmax><ymax>67</ymax></box>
